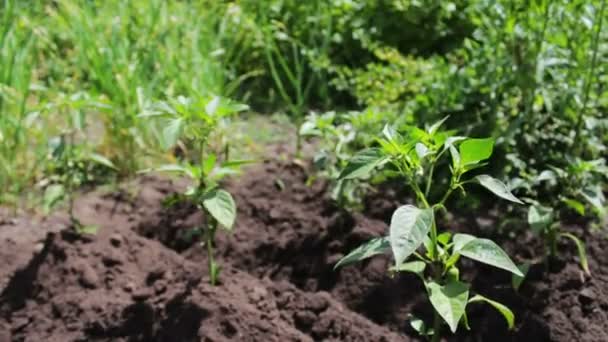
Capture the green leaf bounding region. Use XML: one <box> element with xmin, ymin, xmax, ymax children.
<box><xmin>209</xmin><ymin>167</ymin><xmax>240</xmax><ymax>182</ymax></box>
<box><xmin>334</xmin><ymin>237</ymin><xmax>390</xmax><ymax>270</ymax></box>
<box><xmin>427</xmin><ymin>279</ymin><xmax>469</xmax><ymax>333</ymax></box>
<box><xmin>389</xmin><ymin>205</ymin><xmax>434</xmax><ymax>266</ymax></box>
<box><xmin>140</xmin><ymin>164</ymin><xmax>194</xmax><ymax>179</ymax></box>
<box><xmin>299</xmin><ymin>121</ymin><xmax>320</xmax><ymax>136</ymax></box>
<box><xmin>580</xmin><ymin>185</ymin><xmax>606</xmax><ymax>214</ymax></box>
<box><xmin>474</xmin><ymin>175</ymin><xmax>523</xmax><ymax>204</ymax></box>
<box><xmin>160</xmin><ymin>117</ymin><xmax>183</xmax><ymax>150</ymax></box>
<box><xmin>43</xmin><ymin>184</ymin><xmax>65</xmax><ymax>213</ymax></box>
<box><xmin>382</xmin><ymin>124</ymin><xmax>400</xmax><ymax>142</ymax></box>
<box><xmin>88</xmin><ymin>153</ymin><xmax>117</xmax><ymax>170</ymax></box>
<box><xmin>338</xmin><ymin>148</ymin><xmax>385</xmax><ymax>180</ymax></box>
<box><xmin>468</xmin><ymin>295</ymin><xmax>515</xmax><ymax>330</ymax></box>
<box><xmin>512</xmin><ymin>263</ymin><xmax>530</xmax><ymax>291</ymax></box>
<box><xmin>459</xmin><ymin>138</ymin><xmax>494</xmax><ymax>166</ymax></box>
<box><xmin>562</xmin><ymin>198</ymin><xmax>585</xmax><ymax>216</ymax></box>
<box><xmin>221</xmin><ymin>159</ymin><xmax>257</xmax><ymax>168</ymax></box>
<box><xmin>202</xmin><ymin>189</ymin><xmax>236</xmax><ymax>230</ymax></box>
<box><xmin>527</xmin><ymin>205</ymin><xmax>554</xmax><ymax>234</ymax></box>
<box><xmin>437</xmin><ymin>232</ymin><xmax>453</xmax><ymax>246</ymax></box>
<box><xmin>560</xmin><ymin>233</ymin><xmax>590</xmax><ymax>275</ymax></box>
<box><xmin>449</xmin><ymin>145</ymin><xmax>460</xmax><ymax>170</ymax></box>
<box><xmin>410</xmin><ymin>315</ymin><xmax>433</xmax><ymax>336</ymax></box>
<box><xmin>453</xmin><ymin>234</ymin><xmax>523</xmax><ymax>276</ymax></box>
<box><xmin>415</xmin><ymin>143</ymin><xmax>431</xmax><ymax>159</ymax></box>
<box><xmin>389</xmin><ymin>261</ymin><xmax>426</xmax><ymax>275</ymax></box>
<box><xmin>452</xmin><ymin>233</ymin><xmax>476</xmax><ymax>251</ymax></box>
<box><xmin>202</xmin><ymin>154</ymin><xmax>217</xmax><ymax>175</ymax></box>
<box><xmin>461</xmin><ymin>311</ymin><xmax>471</xmax><ymax>330</ymax></box>
<box><xmin>428</xmin><ymin>115</ymin><xmax>449</xmax><ymax>135</ymax></box>
<box><xmin>205</xmin><ymin>96</ymin><xmax>221</xmax><ymax>115</ymax></box>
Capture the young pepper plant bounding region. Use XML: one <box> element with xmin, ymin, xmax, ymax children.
<box><xmin>139</xmin><ymin>94</ymin><xmax>249</xmax><ymax>285</ymax></box>
<box><xmin>523</xmin><ymin>157</ymin><xmax>605</xmax><ymax>275</ymax></box>
<box><xmin>334</xmin><ymin>119</ymin><xmax>524</xmax><ymax>340</ymax></box>
<box><xmin>43</xmin><ymin>132</ymin><xmax>117</xmax><ymax>235</ymax></box>
<box><xmin>42</xmin><ymin>92</ymin><xmax>116</xmax><ymax>234</ymax></box>
<box><xmin>300</xmin><ymin>111</ymin><xmax>367</xmax><ymax>208</ymax></box>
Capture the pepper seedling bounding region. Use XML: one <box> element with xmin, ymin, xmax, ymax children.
<box><xmin>512</xmin><ymin>157</ymin><xmax>603</xmax><ymax>277</ymax></box>
<box><xmin>334</xmin><ymin>118</ymin><xmax>524</xmax><ymax>340</ymax></box>
<box><xmin>42</xmin><ymin>93</ymin><xmax>117</xmax><ymax>234</ymax></box>
<box><xmin>43</xmin><ymin>132</ymin><xmax>117</xmax><ymax>234</ymax></box>
<box><xmin>300</xmin><ymin>111</ymin><xmax>366</xmax><ymax>208</ymax></box>
<box><xmin>139</xmin><ymin>94</ymin><xmax>250</xmax><ymax>285</ymax></box>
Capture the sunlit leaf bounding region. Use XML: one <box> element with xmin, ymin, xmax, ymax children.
<box><xmin>468</xmin><ymin>295</ymin><xmax>515</xmax><ymax>330</ymax></box>
<box><xmin>453</xmin><ymin>233</ymin><xmax>522</xmax><ymax>276</ymax></box>
<box><xmin>389</xmin><ymin>205</ymin><xmax>434</xmax><ymax>266</ymax></box>
<box><xmin>527</xmin><ymin>205</ymin><xmax>554</xmax><ymax>234</ymax></box>
<box><xmin>205</xmin><ymin>96</ymin><xmax>221</xmax><ymax>115</ymax></box>
<box><xmin>334</xmin><ymin>237</ymin><xmax>390</xmax><ymax>269</ymax></box>
<box><xmin>428</xmin><ymin>115</ymin><xmax>450</xmax><ymax>135</ymax></box>
<box><xmin>202</xmin><ymin>154</ymin><xmax>217</xmax><ymax>175</ymax></box>
<box><xmin>202</xmin><ymin>189</ymin><xmax>236</xmax><ymax>230</ymax></box>
<box><xmin>43</xmin><ymin>184</ymin><xmax>65</xmax><ymax>213</ymax></box>
<box><xmin>160</xmin><ymin>117</ymin><xmax>183</xmax><ymax>150</ymax></box>
<box><xmin>339</xmin><ymin>148</ymin><xmax>385</xmax><ymax>180</ymax></box>
<box><xmin>512</xmin><ymin>263</ymin><xmax>530</xmax><ymax>291</ymax></box>
<box><xmin>427</xmin><ymin>279</ymin><xmax>469</xmax><ymax>333</ymax></box>
<box><xmin>389</xmin><ymin>260</ymin><xmax>426</xmax><ymax>275</ymax></box>
<box><xmin>410</xmin><ymin>315</ymin><xmax>433</xmax><ymax>336</ymax></box>
<box><xmin>474</xmin><ymin>175</ymin><xmax>523</xmax><ymax>204</ymax></box>
<box><xmin>139</xmin><ymin>164</ymin><xmax>194</xmax><ymax>179</ymax></box>
<box><xmin>459</xmin><ymin>138</ymin><xmax>494</xmax><ymax>166</ymax></box>
<box><xmin>562</xmin><ymin>198</ymin><xmax>585</xmax><ymax>216</ymax></box>
<box><xmin>88</xmin><ymin>153</ymin><xmax>117</xmax><ymax>170</ymax></box>
<box><xmin>560</xmin><ymin>233</ymin><xmax>590</xmax><ymax>275</ymax></box>
<box><xmin>580</xmin><ymin>186</ymin><xmax>605</xmax><ymax>214</ymax></box>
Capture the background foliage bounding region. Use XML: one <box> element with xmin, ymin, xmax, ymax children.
<box><xmin>0</xmin><ymin>0</ymin><xmax>606</xmax><ymax>220</ymax></box>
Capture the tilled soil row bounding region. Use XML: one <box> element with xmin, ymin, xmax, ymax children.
<box><xmin>1</xmin><ymin>161</ymin><xmax>607</xmax><ymax>341</ymax></box>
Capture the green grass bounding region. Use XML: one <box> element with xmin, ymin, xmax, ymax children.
<box><xmin>0</xmin><ymin>0</ymin><xmax>606</xmax><ymax>212</ymax></box>
<box><xmin>0</xmin><ymin>0</ymin><xmax>253</xmax><ymax>204</ymax></box>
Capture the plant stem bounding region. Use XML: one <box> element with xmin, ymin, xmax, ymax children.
<box><xmin>438</xmin><ymin>188</ymin><xmax>454</xmax><ymax>208</ymax></box>
<box><xmin>224</xmin><ymin>142</ymin><xmax>230</xmax><ymax>162</ymax></box>
<box><xmin>424</xmin><ymin>162</ymin><xmax>435</xmax><ymax>197</ymax></box>
<box><xmin>431</xmin><ymin>310</ymin><xmax>442</xmax><ymax>342</ymax></box>
<box><xmin>296</xmin><ymin>128</ymin><xmax>302</xmax><ymax>158</ymax></box>
<box><xmin>205</xmin><ymin>221</ymin><xmax>218</xmax><ymax>285</ymax></box>
<box><xmin>548</xmin><ymin>229</ymin><xmax>558</xmax><ymax>259</ymax></box>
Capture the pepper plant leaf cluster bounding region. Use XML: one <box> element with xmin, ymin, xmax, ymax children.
<box><xmin>139</xmin><ymin>94</ymin><xmax>249</xmax><ymax>285</ymax></box>
<box><xmin>335</xmin><ymin>117</ymin><xmax>524</xmax><ymax>339</ymax></box>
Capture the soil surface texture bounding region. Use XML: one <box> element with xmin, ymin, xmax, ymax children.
<box><xmin>1</xmin><ymin>160</ymin><xmax>607</xmax><ymax>341</ymax></box>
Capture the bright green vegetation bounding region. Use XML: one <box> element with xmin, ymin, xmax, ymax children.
<box><xmin>139</xmin><ymin>95</ymin><xmax>250</xmax><ymax>285</ymax></box>
<box><xmin>335</xmin><ymin>119</ymin><xmax>522</xmax><ymax>339</ymax></box>
<box><xmin>0</xmin><ymin>0</ymin><xmax>606</xmax><ymax>334</ymax></box>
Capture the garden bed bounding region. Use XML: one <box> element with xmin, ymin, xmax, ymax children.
<box><xmin>1</xmin><ymin>160</ymin><xmax>607</xmax><ymax>341</ymax></box>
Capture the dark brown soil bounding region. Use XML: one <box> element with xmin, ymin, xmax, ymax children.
<box><xmin>1</xmin><ymin>161</ymin><xmax>607</xmax><ymax>341</ymax></box>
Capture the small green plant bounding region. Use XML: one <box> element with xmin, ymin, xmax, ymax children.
<box><xmin>41</xmin><ymin>92</ymin><xmax>117</xmax><ymax>234</ymax></box>
<box><xmin>43</xmin><ymin>132</ymin><xmax>116</xmax><ymax>235</ymax></box>
<box><xmin>300</xmin><ymin>108</ymin><xmax>402</xmax><ymax>208</ymax></box>
<box><xmin>335</xmin><ymin>118</ymin><xmax>523</xmax><ymax>340</ymax></box>
<box><xmin>527</xmin><ymin>204</ymin><xmax>589</xmax><ymax>276</ymax></box>
<box><xmin>300</xmin><ymin>111</ymin><xmax>362</xmax><ymax>207</ymax></box>
<box><xmin>139</xmin><ymin>94</ymin><xmax>249</xmax><ymax>285</ymax></box>
<box><xmin>522</xmin><ymin>157</ymin><xmax>605</xmax><ymax>275</ymax></box>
